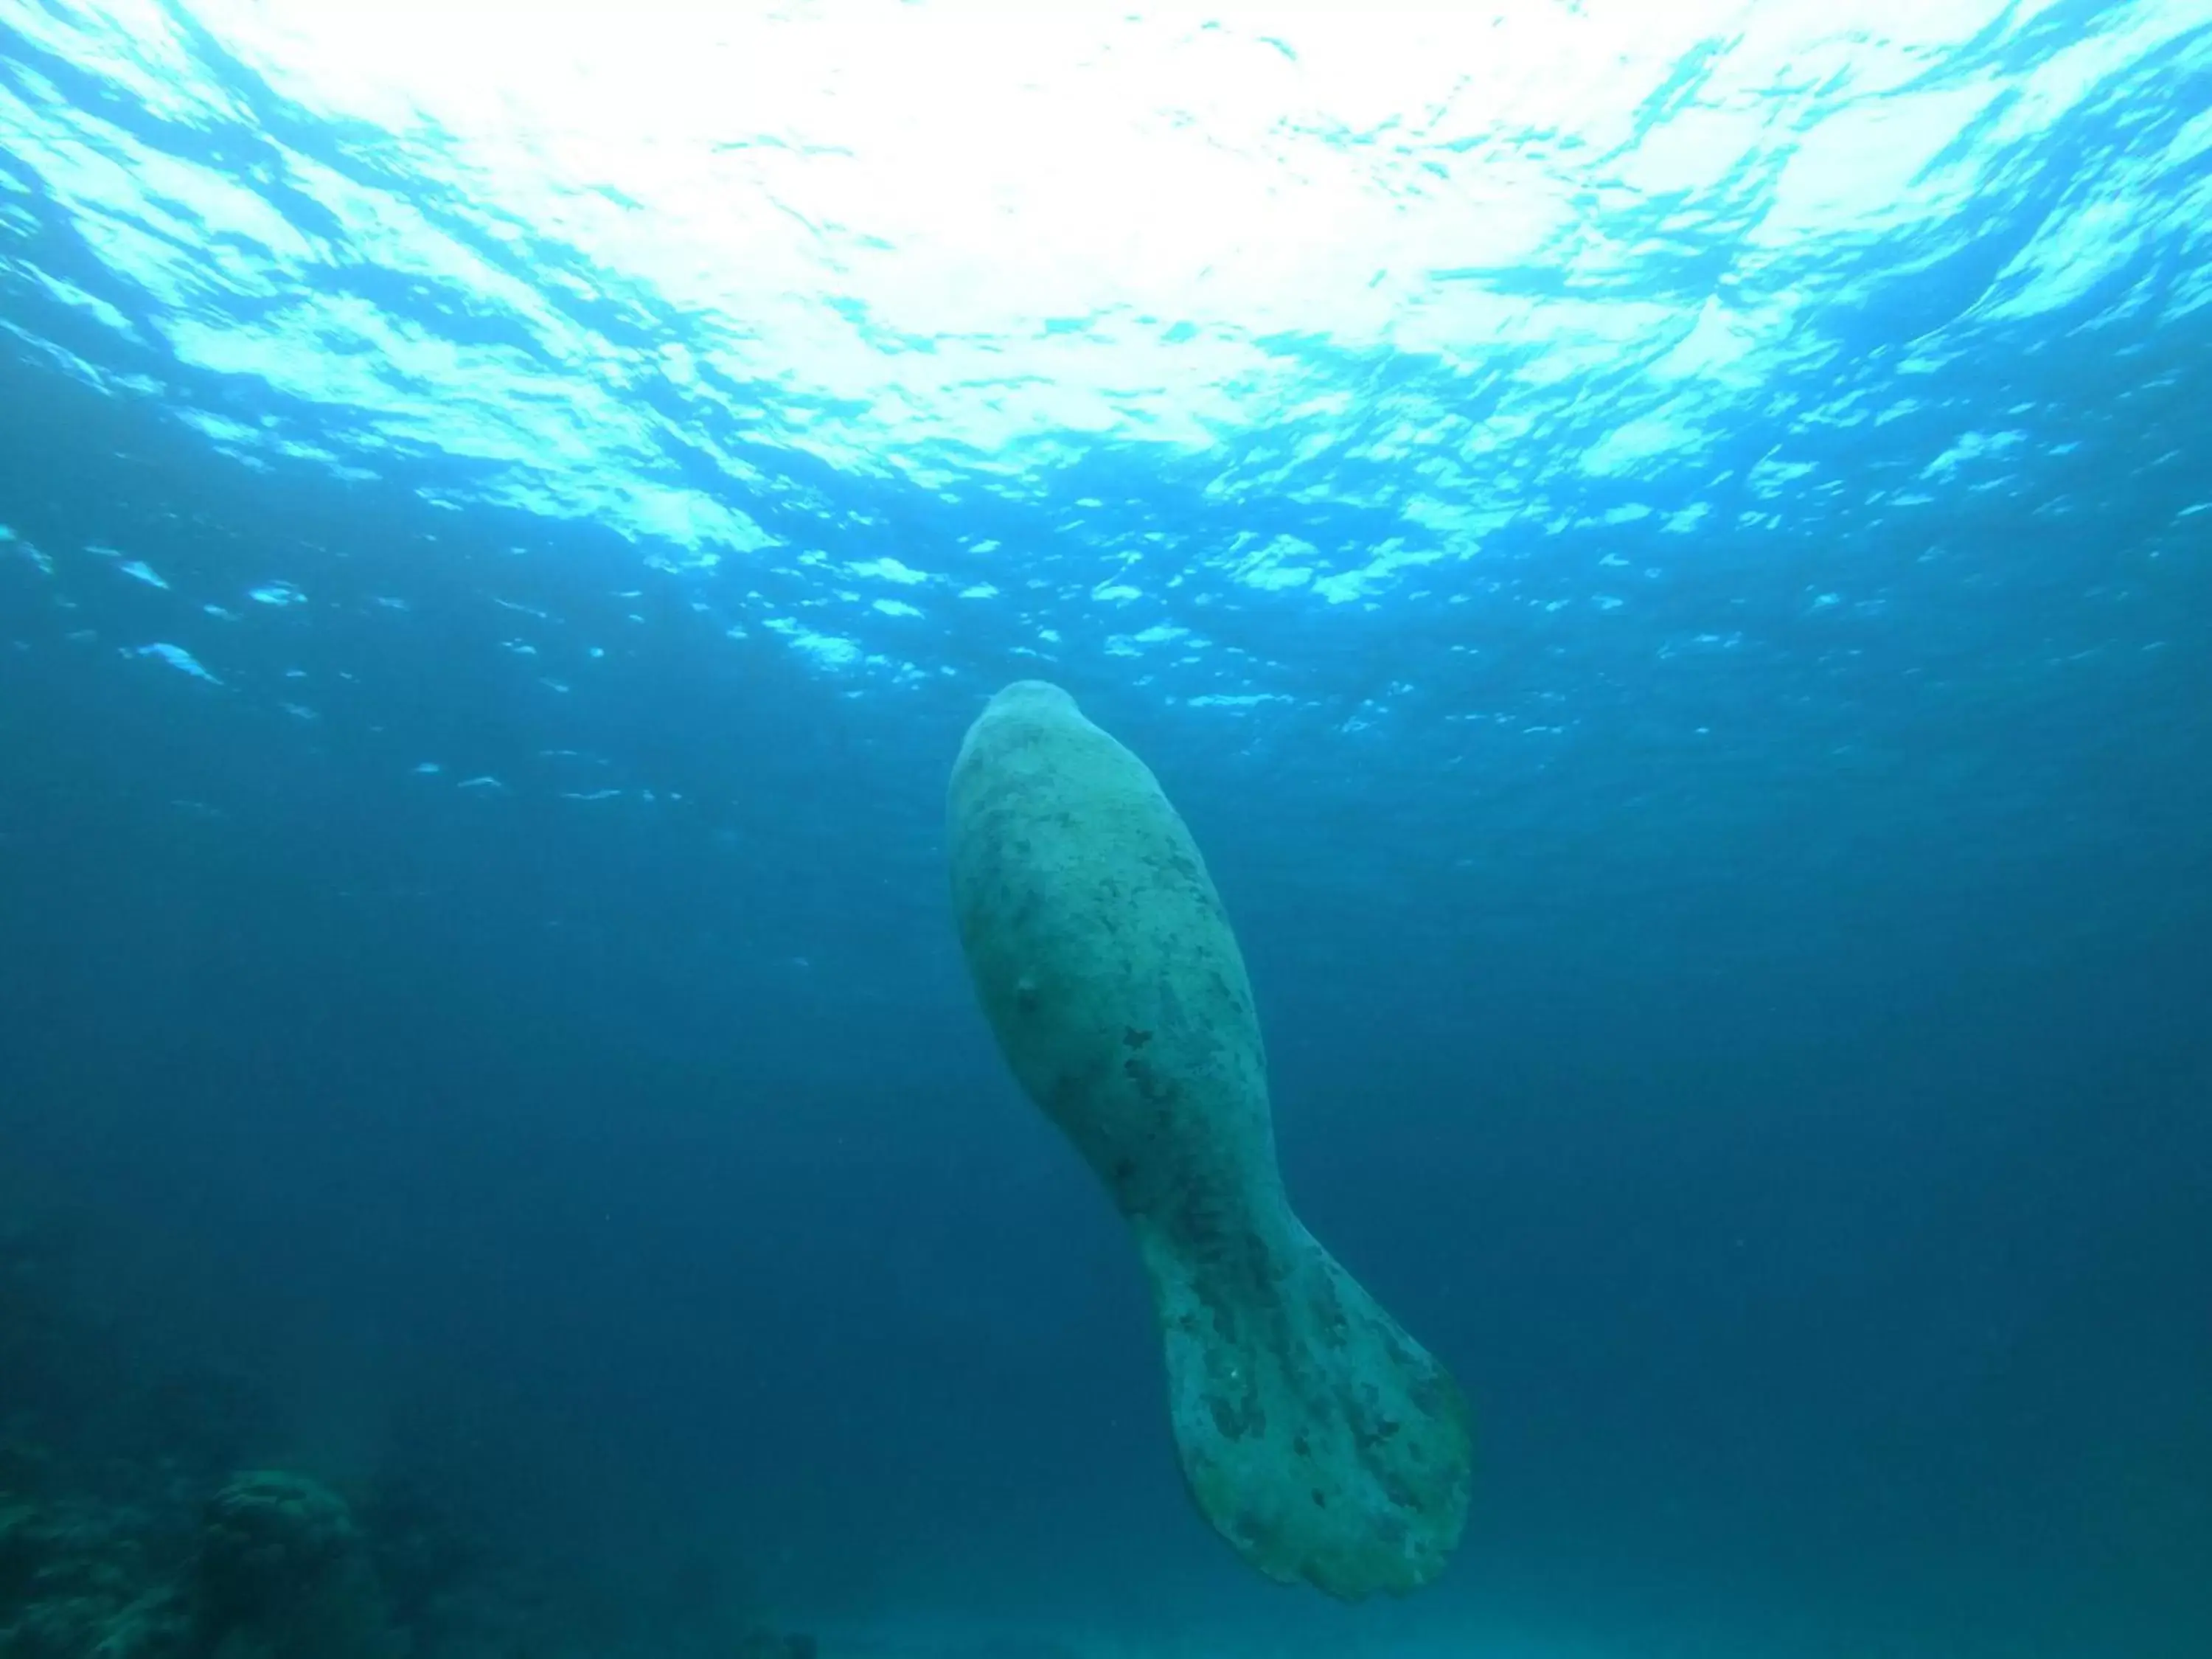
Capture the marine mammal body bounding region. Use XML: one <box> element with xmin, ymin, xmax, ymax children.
<box><xmin>946</xmin><ymin>680</ymin><xmax>1472</xmax><ymax>1599</ymax></box>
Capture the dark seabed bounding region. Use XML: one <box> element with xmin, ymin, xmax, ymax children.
<box><xmin>2</xmin><ymin>4</ymin><xmax>2210</xmax><ymax>1657</ymax></box>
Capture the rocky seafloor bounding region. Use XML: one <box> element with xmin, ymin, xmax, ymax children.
<box><xmin>0</xmin><ymin>1218</ymin><xmax>821</xmax><ymax>1659</ymax></box>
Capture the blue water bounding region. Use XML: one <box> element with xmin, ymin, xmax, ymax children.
<box><xmin>3</xmin><ymin>2</ymin><xmax>2210</xmax><ymax>1655</ymax></box>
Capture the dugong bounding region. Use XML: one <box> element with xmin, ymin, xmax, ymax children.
<box><xmin>947</xmin><ymin>681</ymin><xmax>1472</xmax><ymax>1599</ymax></box>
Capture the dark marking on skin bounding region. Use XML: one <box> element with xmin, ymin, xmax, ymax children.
<box><xmin>1122</xmin><ymin>1055</ymin><xmax>1178</xmax><ymax>1109</ymax></box>
<box><xmin>1208</xmin><ymin>1391</ymin><xmax>1267</xmax><ymax>1441</ymax></box>
<box><xmin>1123</xmin><ymin>1026</ymin><xmax>1152</xmax><ymax>1049</ymax></box>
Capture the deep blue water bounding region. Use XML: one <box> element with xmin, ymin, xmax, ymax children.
<box><xmin>3</xmin><ymin>3</ymin><xmax>2211</xmax><ymax>1656</ymax></box>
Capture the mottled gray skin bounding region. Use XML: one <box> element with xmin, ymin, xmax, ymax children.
<box><xmin>947</xmin><ymin>681</ymin><xmax>1472</xmax><ymax>1599</ymax></box>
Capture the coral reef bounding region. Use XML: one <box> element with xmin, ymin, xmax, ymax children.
<box><xmin>0</xmin><ymin>1493</ymin><xmax>189</xmax><ymax>1658</ymax></box>
<box><xmin>187</xmin><ymin>1469</ymin><xmax>397</xmax><ymax>1658</ymax></box>
<box><xmin>0</xmin><ymin>1216</ymin><xmax>821</xmax><ymax>1659</ymax></box>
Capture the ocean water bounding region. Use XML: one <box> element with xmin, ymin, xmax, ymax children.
<box><xmin>2</xmin><ymin>2</ymin><xmax>2209</xmax><ymax>1656</ymax></box>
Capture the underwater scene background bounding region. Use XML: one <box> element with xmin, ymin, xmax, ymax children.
<box><xmin>3</xmin><ymin>2</ymin><xmax>2210</xmax><ymax>1656</ymax></box>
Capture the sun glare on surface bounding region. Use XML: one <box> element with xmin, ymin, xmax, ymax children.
<box><xmin>132</xmin><ymin>0</ymin><xmax>2092</xmax><ymax>448</ymax></box>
